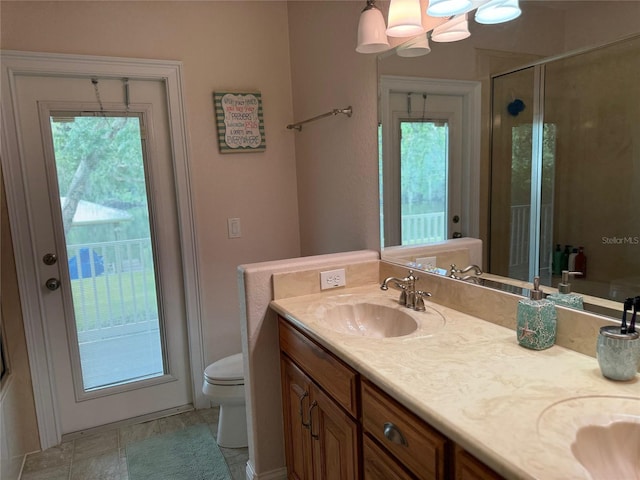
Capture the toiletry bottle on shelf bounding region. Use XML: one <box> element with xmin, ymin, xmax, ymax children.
<box><xmin>517</xmin><ymin>277</ymin><xmax>558</xmax><ymax>350</ymax></box>
<box><xmin>562</xmin><ymin>245</ymin><xmax>571</xmax><ymax>270</ymax></box>
<box><xmin>552</xmin><ymin>244</ymin><xmax>563</xmax><ymax>276</ymax></box>
<box><xmin>547</xmin><ymin>270</ymin><xmax>584</xmax><ymax>310</ymax></box>
<box><xmin>568</xmin><ymin>248</ymin><xmax>578</xmax><ymax>271</ymax></box>
<box><xmin>574</xmin><ymin>246</ymin><xmax>587</xmax><ymax>278</ymax></box>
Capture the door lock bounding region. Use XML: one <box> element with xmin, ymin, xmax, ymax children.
<box><xmin>45</xmin><ymin>278</ymin><xmax>61</xmax><ymax>291</ymax></box>
<box><xmin>43</xmin><ymin>253</ymin><xmax>58</xmax><ymax>265</ymax></box>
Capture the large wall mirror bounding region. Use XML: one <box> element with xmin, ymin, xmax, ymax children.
<box><xmin>378</xmin><ymin>1</ymin><xmax>640</xmax><ymax>318</ymax></box>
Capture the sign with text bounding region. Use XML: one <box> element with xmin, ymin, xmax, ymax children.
<box><xmin>214</xmin><ymin>92</ymin><xmax>266</xmax><ymax>153</ymax></box>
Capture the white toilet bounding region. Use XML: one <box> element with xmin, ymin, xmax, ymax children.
<box><xmin>202</xmin><ymin>353</ymin><xmax>248</xmax><ymax>448</ymax></box>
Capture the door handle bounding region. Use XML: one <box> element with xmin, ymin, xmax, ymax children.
<box><xmin>45</xmin><ymin>278</ymin><xmax>61</xmax><ymax>291</ymax></box>
<box><xmin>42</xmin><ymin>253</ymin><xmax>58</xmax><ymax>265</ymax></box>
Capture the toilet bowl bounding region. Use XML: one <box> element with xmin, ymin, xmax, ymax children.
<box><xmin>202</xmin><ymin>353</ymin><xmax>248</xmax><ymax>448</ymax></box>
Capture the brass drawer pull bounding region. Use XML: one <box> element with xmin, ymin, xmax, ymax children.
<box><xmin>309</xmin><ymin>401</ymin><xmax>319</xmax><ymax>440</ymax></box>
<box><xmin>383</xmin><ymin>422</ymin><xmax>408</xmax><ymax>446</ymax></box>
<box><xmin>299</xmin><ymin>391</ymin><xmax>310</xmax><ymax>429</ymax></box>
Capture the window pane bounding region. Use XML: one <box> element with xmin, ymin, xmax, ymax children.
<box><xmin>50</xmin><ymin>113</ymin><xmax>164</xmax><ymax>391</ymax></box>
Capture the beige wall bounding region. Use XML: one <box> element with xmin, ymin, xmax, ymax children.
<box><xmin>288</xmin><ymin>1</ymin><xmax>381</xmax><ymax>256</ymax></box>
<box><xmin>1</xmin><ymin>170</ymin><xmax>40</xmax><ymax>480</ymax></box>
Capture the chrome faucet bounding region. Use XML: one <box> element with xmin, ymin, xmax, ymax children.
<box><xmin>449</xmin><ymin>264</ymin><xmax>483</xmax><ymax>281</ymax></box>
<box><xmin>380</xmin><ymin>269</ymin><xmax>432</xmax><ymax>311</ymax></box>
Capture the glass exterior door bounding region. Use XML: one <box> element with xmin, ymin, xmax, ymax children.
<box><xmin>12</xmin><ymin>72</ymin><xmax>191</xmax><ymax>435</ymax></box>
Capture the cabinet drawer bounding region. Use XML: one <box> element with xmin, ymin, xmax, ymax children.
<box><xmin>278</xmin><ymin>317</ymin><xmax>358</xmax><ymax>416</ymax></box>
<box><xmin>362</xmin><ymin>379</ymin><xmax>449</xmax><ymax>480</ymax></box>
<box><xmin>455</xmin><ymin>445</ymin><xmax>505</xmax><ymax>480</ymax></box>
<box><xmin>363</xmin><ymin>434</ymin><xmax>415</xmax><ymax>480</ymax></box>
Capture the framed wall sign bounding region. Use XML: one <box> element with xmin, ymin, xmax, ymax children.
<box><xmin>214</xmin><ymin>91</ymin><xmax>266</xmax><ymax>153</ymax></box>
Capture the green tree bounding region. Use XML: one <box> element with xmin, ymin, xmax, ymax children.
<box><xmin>51</xmin><ymin>115</ymin><xmax>149</xmax><ymax>242</ymax></box>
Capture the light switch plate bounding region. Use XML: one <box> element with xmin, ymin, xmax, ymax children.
<box><xmin>227</xmin><ymin>217</ymin><xmax>241</xmax><ymax>238</ymax></box>
<box><xmin>320</xmin><ymin>268</ymin><xmax>346</xmax><ymax>290</ymax></box>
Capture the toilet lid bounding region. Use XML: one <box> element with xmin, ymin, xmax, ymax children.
<box><xmin>204</xmin><ymin>353</ymin><xmax>244</xmax><ymax>383</ymax></box>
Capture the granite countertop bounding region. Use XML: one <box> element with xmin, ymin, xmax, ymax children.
<box><xmin>270</xmin><ymin>284</ymin><xmax>640</xmax><ymax>480</ymax></box>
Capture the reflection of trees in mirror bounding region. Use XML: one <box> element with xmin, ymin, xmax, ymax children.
<box><xmin>51</xmin><ymin>115</ymin><xmax>151</xmax><ymax>245</ymax></box>
<box><xmin>400</xmin><ymin>120</ymin><xmax>447</xmax><ymax>215</ymax></box>
<box><xmin>510</xmin><ymin>124</ymin><xmax>557</xmax><ymax>205</ymax></box>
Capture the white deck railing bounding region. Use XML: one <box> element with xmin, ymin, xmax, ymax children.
<box><xmin>401</xmin><ymin>212</ymin><xmax>446</xmax><ymax>245</ymax></box>
<box><xmin>388</xmin><ymin>205</ymin><xmax>552</xmax><ymax>271</ymax></box>
<box><xmin>66</xmin><ymin>238</ymin><xmax>158</xmax><ymax>338</ymax></box>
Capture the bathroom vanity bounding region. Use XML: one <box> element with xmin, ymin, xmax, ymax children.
<box><xmin>278</xmin><ymin>316</ymin><xmax>499</xmax><ymax>479</ymax></box>
<box><xmin>271</xmin><ymin>280</ymin><xmax>640</xmax><ymax>480</ymax></box>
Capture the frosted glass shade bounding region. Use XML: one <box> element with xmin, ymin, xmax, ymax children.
<box><xmin>431</xmin><ymin>13</ymin><xmax>470</xmax><ymax>42</ymax></box>
<box><xmin>356</xmin><ymin>2</ymin><xmax>390</xmax><ymax>54</ymax></box>
<box><xmin>397</xmin><ymin>34</ymin><xmax>431</xmax><ymax>57</ymax></box>
<box><xmin>475</xmin><ymin>0</ymin><xmax>522</xmax><ymax>24</ymax></box>
<box><xmin>386</xmin><ymin>0</ymin><xmax>424</xmax><ymax>37</ymax></box>
<box><xmin>426</xmin><ymin>0</ymin><xmax>472</xmax><ymax>17</ymax></box>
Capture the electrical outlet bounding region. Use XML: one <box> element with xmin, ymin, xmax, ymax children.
<box><xmin>320</xmin><ymin>268</ymin><xmax>346</xmax><ymax>290</ymax></box>
<box><xmin>416</xmin><ymin>256</ymin><xmax>437</xmax><ymax>270</ymax></box>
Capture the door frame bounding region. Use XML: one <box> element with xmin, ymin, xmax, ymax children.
<box><xmin>379</xmin><ymin>75</ymin><xmax>481</xmax><ymax>246</ymax></box>
<box><xmin>0</xmin><ymin>50</ymin><xmax>205</xmax><ymax>449</ymax></box>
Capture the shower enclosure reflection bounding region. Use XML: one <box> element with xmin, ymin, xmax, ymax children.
<box><xmin>489</xmin><ymin>35</ymin><xmax>640</xmax><ymax>303</ymax></box>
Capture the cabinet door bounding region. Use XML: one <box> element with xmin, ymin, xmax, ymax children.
<box><xmin>281</xmin><ymin>356</ymin><xmax>313</xmax><ymax>480</ymax></box>
<box><xmin>309</xmin><ymin>383</ymin><xmax>360</xmax><ymax>480</ymax></box>
<box><xmin>363</xmin><ymin>434</ymin><xmax>415</xmax><ymax>480</ymax></box>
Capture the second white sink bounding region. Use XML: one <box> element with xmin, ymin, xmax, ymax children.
<box><xmin>571</xmin><ymin>420</ymin><xmax>640</xmax><ymax>479</ymax></box>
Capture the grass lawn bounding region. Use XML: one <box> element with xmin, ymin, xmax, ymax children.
<box><xmin>70</xmin><ymin>270</ymin><xmax>158</xmax><ymax>331</ymax></box>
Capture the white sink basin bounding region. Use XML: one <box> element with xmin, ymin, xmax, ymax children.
<box><xmin>537</xmin><ymin>396</ymin><xmax>640</xmax><ymax>479</ymax></box>
<box><xmin>571</xmin><ymin>421</ymin><xmax>640</xmax><ymax>479</ymax></box>
<box><xmin>322</xmin><ymin>303</ymin><xmax>418</xmax><ymax>338</ymax></box>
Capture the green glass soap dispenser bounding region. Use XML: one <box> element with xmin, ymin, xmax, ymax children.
<box><xmin>517</xmin><ymin>277</ymin><xmax>557</xmax><ymax>350</ymax></box>
<box><xmin>547</xmin><ymin>270</ymin><xmax>584</xmax><ymax>310</ymax></box>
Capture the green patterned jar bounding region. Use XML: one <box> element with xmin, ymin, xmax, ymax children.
<box><xmin>596</xmin><ymin>326</ymin><xmax>640</xmax><ymax>381</ymax></box>
<box><xmin>516</xmin><ymin>298</ymin><xmax>558</xmax><ymax>350</ymax></box>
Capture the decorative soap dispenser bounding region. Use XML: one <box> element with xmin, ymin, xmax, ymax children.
<box><xmin>517</xmin><ymin>277</ymin><xmax>557</xmax><ymax>350</ymax></box>
<box><xmin>547</xmin><ymin>270</ymin><xmax>584</xmax><ymax>310</ymax></box>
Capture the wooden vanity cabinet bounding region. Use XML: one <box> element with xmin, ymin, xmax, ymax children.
<box><xmin>279</xmin><ymin>318</ymin><xmax>360</xmax><ymax>480</ymax></box>
<box><xmin>278</xmin><ymin>316</ymin><xmax>505</xmax><ymax>480</ymax></box>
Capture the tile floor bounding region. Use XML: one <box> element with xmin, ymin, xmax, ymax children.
<box><xmin>20</xmin><ymin>407</ymin><xmax>249</xmax><ymax>480</ymax></box>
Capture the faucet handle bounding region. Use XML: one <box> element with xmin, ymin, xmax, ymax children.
<box><xmin>414</xmin><ymin>291</ymin><xmax>432</xmax><ymax>312</ymax></box>
<box><xmin>395</xmin><ymin>283</ymin><xmax>408</xmax><ymax>306</ymax></box>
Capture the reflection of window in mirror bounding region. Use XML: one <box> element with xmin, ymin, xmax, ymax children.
<box><xmin>399</xmin><ymin>118</ymin><xmax>449</xmax><ymax>245</ymax></box>
<box><xmin>379</xmin><ymin>76</ymin><xmax>480</xmax><ymax>249</ymax></box>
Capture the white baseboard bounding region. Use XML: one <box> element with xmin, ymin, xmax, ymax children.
<box><xmin>245</xmin><ymin>460</ymin><xmax>287</xmax><ymax>480</ymax></box>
